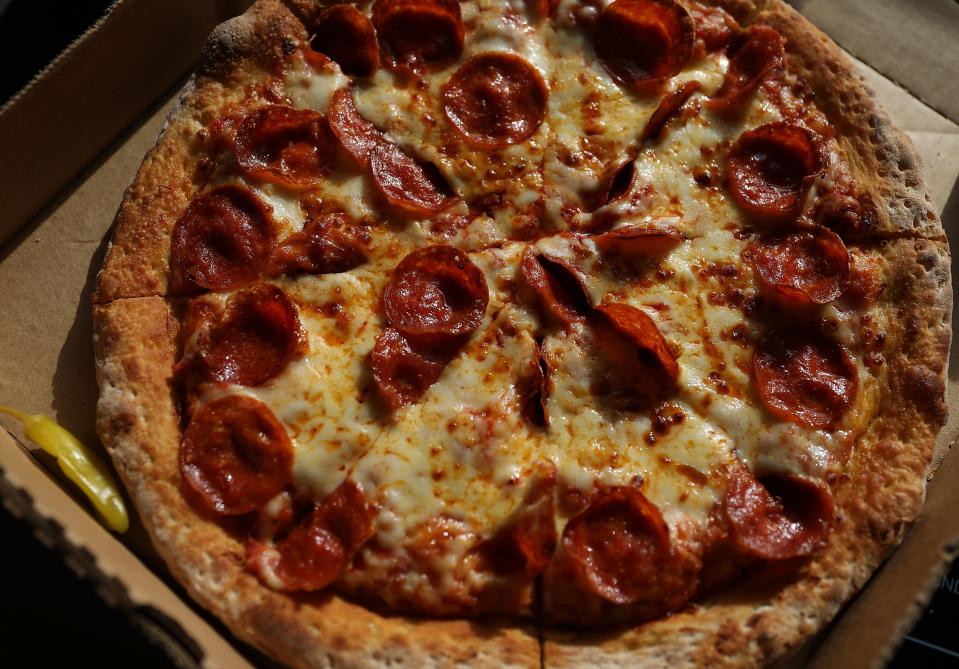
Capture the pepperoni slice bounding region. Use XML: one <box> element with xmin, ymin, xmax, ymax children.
<box><xmin>814</xmin><ymin>190</ymin><xmax>862</xmax><ymax>236</ymax></box>
<box><xmin>688</xmin><ymin>4</ymin><xmax>739</xmax><ymax>53</ymax></box>
<box><xmin>724</xmin><ymin>466</ymin><xmax>835</xmax><ymax>560</ymax></box>
<box><xmin>370</xmin><ymin>144</ymin><xmax>457</xmax><ymax>213</ymax></box>
<box><xmin>180</xmin><ymin>395</ymin><xmax>293</xmax><ymax>515</ymax></box>
<box><xmin>753</xmin><ymin>328</ymin><xmax>858</xmax><ymax>430</ymax></box>
<box><xmin>594</xmin><ymin>302</ymin><xmax>680</xmax><ymax>382</ymax></box>
<box><xmin>750</xmin><ymin>227</ymin><xmax>849</xmax><ymax>305</ymax></box>
<box><xmin>197</xmin><ymin>283</ymin><xmax>305</xmax><ymax>387</ymax></box>
<box><xmin>328</xmin><ymin>88</ymin><xmax>381</xmax><ymax>169</ymax></box>
<box><xmin>442</xmin><ymin>52</ymin><xmax>548</xmax><ymax>149</ymax></box>
<box><xmin>371</xmin><ymin>327</ymin><xmax>450</xmax><ymax>410</ymax></box>
<box><xmin>372</xmin><ymin>0</ymin><xmax>464</xmax><ymax>71</ymax></box>
<box><xmin>528</xmin><ymin>0</ymin><xmax>560</xmax><ymax>21</ymax></box>
<box><xmin>727</xmin><ymin>122</ymin><xmax>822</xmax><ymax>221</ymax></box>
<box><xmin>200</xmin><ymin>111</ymin><xmax>244</xmax><ymax>154</ymax></box>
<box><xmin>270</xmin><ymin>481</ymin><xmax>375</xmax><ymax>591</ymax></box>
<box><xmin>594</xmin><ymin>225</ymin><xmax>683</xmax><ymax>257</ymax></box>
<box><xmin>311</xmin><ymin>5</ymin><xmax>379</xmax><ymax>76</ymax></box>
<box><xmin>383</xmin><ymin>246</ymin><xmax>489</xmax><ymax>349</ymax></box>
<box><xmin>639</xmin><ymin>80</ymin><xmax>701</xmax><ymax>144</ymax></box>
<box><xmin>181</xmin><ymin>299</ymin><xmax>218</xmax><ymax>343</ymax></box>
<box><xmin>593</xmin><ymin>0</ymin><xmax>695</xmax><ymax>91</ymax></box>
<box><xmin>845</xmin><ymin>249</ymin><xmax>885</xmax><ymax>303</ymax></box>
<box><xmin>174</xmin><ymin>301</ymin><xmax>220</xmax><ymax>407</ymax></box>
<box><xmin>170</xmin><ymin>186</ymin><xmax>276</xmax><ymax>295</ymax></box>
<box><xmin>519</xmin><ymin>338</ymin><xmax>550</xmax><ymax>427</ymax></box>
<box><xmin>480</xmin><ymin>463</ymin><xmax>557</xmax><ymax>577</ymax></box>
<box><xmin>563</xmin><ymin>486</ymin><xmax>692</xmax><ymax>606</ymax></box>
<box><xmin>270</xmin><ymin>214</ymin><xmax>367</xmax><ymax>276</ymax></box>
<box><xmin>710</xmin><ymin>26</ymin><xmax>784</xmax><ymax>112</ymax></box>
<box><xmin>594</xmin><ymin>159</ymin><xmax>637</xmax><ymax>210</ymax></box>
<box><xmin>234</xmin><ymin>106</ymin><xmax>335</xmax><ymax>188</ymax></box>
<box><xmin>522</xmin><ymin>248</ymin><xmax>592</xmax><ymax>325</ymax></box>
<box><xmin>328</xmin><ymin>88</ymin><xmax>457</xmax><ymax>212</ymax></box>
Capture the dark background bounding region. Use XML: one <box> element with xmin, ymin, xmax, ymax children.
<box><xmin>1</xmin><ymin>1</ymin><xmax>957</xmax><ymax>667</ymax></box>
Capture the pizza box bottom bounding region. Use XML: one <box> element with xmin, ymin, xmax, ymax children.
<box><xmin>1</xmin><ymin>1</ymin><xmax>958</xmax><ymax>667</ymax></box>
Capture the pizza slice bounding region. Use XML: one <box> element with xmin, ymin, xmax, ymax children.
<box><xmin>91</xmin><ymin>1</ymin><xmax>950</xmax><ymax>667</ymax></box>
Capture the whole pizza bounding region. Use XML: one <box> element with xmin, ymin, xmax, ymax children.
<box><xmin>92</xmin><ymin>0</ymin><xmax>951</xmax><ymax>666</ymax></box>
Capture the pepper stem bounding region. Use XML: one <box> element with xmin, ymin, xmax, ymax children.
<box><xmin>0</xmin><ymin>405</ymin><xmax>30</xmax><ymax>423</ymax></box>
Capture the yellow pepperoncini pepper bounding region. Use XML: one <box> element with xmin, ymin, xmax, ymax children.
<box><xmin>0</xmin><ymin>406</ymin><xmax>129</xmax><ymax>533</ymax></box>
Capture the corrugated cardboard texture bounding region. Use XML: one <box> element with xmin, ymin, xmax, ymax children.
<box><xmin>0</xmin><ymin>429</ymin><xmax>253</xmax><ymax>669</ymax></box>
<box><xmin>0</xmin><ymin>0</ymin><xmax>251</xmax><ymax>246</ymax></box>
<box><xmin>788</xmin><ymin>0</ymin><xmax>959</xmax><ymax>125</ymax></box>
<box><xmin>0</xmin><ymin>4</ymin><xmax>957</xmax><ymax>669</ymax></box>
<box><xmin>0</xmin><ymin>85</ymin><xmax>178</xmax><ymax>452</ymax></box>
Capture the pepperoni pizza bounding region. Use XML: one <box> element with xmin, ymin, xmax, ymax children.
<box><xmin>92</xmin><ymin>0</ymin><xmax>951</xmax><ymax>666</ymax></box>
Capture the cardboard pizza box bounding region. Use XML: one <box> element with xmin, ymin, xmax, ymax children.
<box><xmin>0</xmin><ymin>0</ymin><xmax>956</xmax><ymax>667</ymax></box>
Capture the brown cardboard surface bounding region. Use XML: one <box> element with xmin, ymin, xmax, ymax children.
<box><xmin>0</xmin><ymin>85</ymin><xmax>178</xmax><ymax>453</ymax></box>
<box><xmin>788</xmin><ymin>0</ymin><xmax>959</xmax><ymax>125</ymax></box>
<box><xmin>0</xmin><ymin>0</ymin><xmax>251</xmax><ymax>247</ymax></box>
<box><xmin>809</xmin><ymin>449</ymin><xmax>959</xmax><ymax>669</ymax></box>
<box><xmin>0</xmin><ymin>427</ymin><xmax>253</xmax><ymax>669</ymax></box>
<box><xmin>0</xmin><ymin>3</ymin><xmax>958</xmax><ymax>669</ymax></box>
<box><xmin>0</xmin><ymin>2</ymin><xmax>258</xmax><ymax>666</ymax></box>
<box><xmin>850</xmin><ymin>55</ymin><xmax>959</xmax><ymax>215</ymax></box>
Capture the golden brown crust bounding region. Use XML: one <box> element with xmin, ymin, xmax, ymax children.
<box><xmin>875</xmin><ymin>239</ymin><xmax>952</xmax><ymax>436</ymax></box>
<box><xmin>93</xmin><ymin>0</ymin><xmax>307</xmax><ymax>303</ymax></box>
<box><xmin>755</xmin><ymin>2</ymin><xmax>944</xmax><ymax>241</ymax></box>
<box><xmin>544</xmin><ymin>238</ymin><xmax>951</xmax><ymax>667</ymax></box>
<box><xmin>93</xmin><ymin>3</ymin><xmax>541</xmax><ymax>666</ymax></box>
<box><xmin>543</xmin><ymin>1</ymin><xmax>952</xmax><ymax>666</ymax></box>
<box><xmin>93</xmin><ymin>0</ymin><xmax>950</xmax><ymax>667</ymax></box>
<box><xmin>94</xmin><ymin>298</ymin><xmax>541</xmax><ymax>668</ymax></box>
<box><xmin>94</xmin><ymin>297</ymin><xmax>182</xmax><ymax>497</ymax></box>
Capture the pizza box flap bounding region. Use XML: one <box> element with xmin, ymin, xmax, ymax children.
<box><xmin>0</xmin><ymin>3</ymin><xmax>957</xmax><ymax>668</ymax></box>
<box><xmin>788</xmin><ymin>0</ymin><xmax>959</xmax><ymax>127</ymax></box>
<box><xmin>0</xmin><ymin>429</ymin><xmax>254</xmax><ymax>669</ymax></box>
<box><xmin>0</xmin><ymin>0</ymin><xmax>252</xmax><ymax>250</ymax></box>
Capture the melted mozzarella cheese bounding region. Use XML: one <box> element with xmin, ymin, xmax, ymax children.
<box><xmin>185</xmin><ymin>0</ymin><xmax>886</xmax><ymax>608</ymax></box>
<box><xmin>285</xmin><ymin>58</ymin><xmax>349</xmax><ymax>115</ymax></box>
<box><xmin>350</xmin><ymin>245</ymin><xmax>541</xmax><ymax>540</ymax></box>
